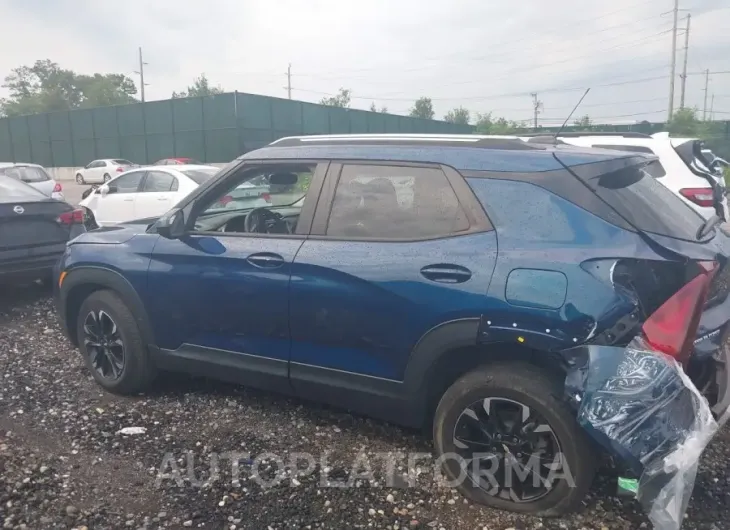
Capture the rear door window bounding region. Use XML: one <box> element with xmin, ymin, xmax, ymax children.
<box><xmin>588</xmin><ymin>163</ymin><xmax>706</xmax><ymax>241</ymax></box>
<box><xmin>143</xmin><ymin>171</ymin><xmax>177</xmax><ymax>192</ymax></box>
<box><xmin>325</xmin><ymin>164</ymin><xmax>470</xmax><ymax>240</ymax></box>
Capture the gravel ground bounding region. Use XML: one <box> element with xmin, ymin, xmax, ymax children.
<box><xmin>1</xmin><ymin>285</ymin><xmax>729</xmax><ymax>530</ymax></box>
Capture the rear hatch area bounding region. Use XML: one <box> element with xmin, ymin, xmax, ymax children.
<box><xmin>555</xmin><ymin>151</ymin><xmax>730</xmax><ymax>529</ymax></box>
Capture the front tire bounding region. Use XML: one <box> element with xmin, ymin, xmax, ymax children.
<box><xmin>433</xmin><ymin>362</ymin><xmax>596</xmax><ymax>516</ymax></box>
<box><xmin>76</xmin><ymin>290</ymin><xmax>156</xmax><ymax>394</ymax></box>
<box><xmin>76</xmin><ymin>173</ymin><xmax>85</xmax><ymax>184</ymax></box>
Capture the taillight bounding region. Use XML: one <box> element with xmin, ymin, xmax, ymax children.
<box><xmin>116</xmin><ymin>166</ymin><xmax>124</xmax><ymax>172</ymax></box>
<box><xmin>260</xmin><ymin>193</ymin><xmax>272</xmax><ymax>203</ymax></box>
<box><xmin>53</xmin><ymin>182</ymin><xmax>62</xmax><ymax>192</ymax></box>
<box><xmin>219</xmin><ymin>195</ymin><xmax>233</xmax><ymax>206</ymax></box>
<box><xmin>57</xmin><ymin>209</ymin><xmax>84</xmax><ymax>225</ymax></box>
<box><xmin>641</xmin><ymin>260</ymin><xmax>718</xmax><ymax>362</ymax></box>
<box><xmin>679</xmin><ymin>188</ymin><xmax>714</xmax><ymax>207</ymax></box>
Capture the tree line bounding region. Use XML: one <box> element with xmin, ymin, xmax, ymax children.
<box><xmin>0</xmin><ymin>59</ymin><xmax>224</xmax><ymax>117</ymax></box>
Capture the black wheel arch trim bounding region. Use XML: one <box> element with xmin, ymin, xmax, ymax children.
<box><xmin>59</xmin><ymin>266</ymin><xmax>156</xmax><ymax>348</ymax></box>
<box><xmin>402</xmin><ymin>318</ymin><xmax>481</xmax><ymax>395</ymax></box>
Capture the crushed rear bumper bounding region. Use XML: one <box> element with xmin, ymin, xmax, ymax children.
<box><xmin>564</xmin><ymin>343</ymin><xmax>725</xmax><ymax>530</ymax></box>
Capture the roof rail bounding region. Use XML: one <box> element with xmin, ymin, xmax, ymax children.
<box><xmin>268</xmin><ymin>134</ymin><xmax>544</xmax><ymax>150</ymax></box>
<box><xmin>522</xmin><ymin>131</ymin><xmax>652</xmax><ymax>139</ymax></box>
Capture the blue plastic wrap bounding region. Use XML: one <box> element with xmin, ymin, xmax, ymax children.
<box><xmin>565</xmin><ymin>339</ymin><xmax>723</xmax><ymax>530</ymax></box>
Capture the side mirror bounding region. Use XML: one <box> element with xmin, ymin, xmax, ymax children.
<box><xmin>100</xmin><ymin>184</ymin><xmax>111</xmax><ymax>196</ymax></box>
<box><xmin>156</xmin><ymin>208</ymin><xmax>186</xmax><ymax>239</ymax></box>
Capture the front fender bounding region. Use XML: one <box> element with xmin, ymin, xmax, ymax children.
<box><xmin>57</xmin><ymin>266</ymin><xmax>156</xmax><ymax>348</ymax></box>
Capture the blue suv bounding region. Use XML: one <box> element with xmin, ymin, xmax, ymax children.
<box><xmin>55</xmin><ymin>135</ymin><xmax>730</xmax><ymax>516</ymax></box>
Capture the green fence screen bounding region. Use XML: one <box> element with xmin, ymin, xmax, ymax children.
<box><xmin>0</xmin><ymin>92</ymin><xmax>473</xmax><ymax>166</ymax></box>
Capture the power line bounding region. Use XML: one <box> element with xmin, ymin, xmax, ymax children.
<box><xmin>290</xmin><ymin>15</ymin><xmax>671</xmax><ymax>79</ymax></box>
<box><xmin>292</xmin><ymin>74</ymin><xmax>671</xmax><ymax>103</ymax></box>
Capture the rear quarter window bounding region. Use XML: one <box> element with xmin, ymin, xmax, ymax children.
<box><xmin>590</xmin><ymin>164</ymin><xmax>706</xmax><ymax>241</ymax></box>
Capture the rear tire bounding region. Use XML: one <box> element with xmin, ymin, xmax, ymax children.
<box><xmin>103</xmin><ymin>173</ymin><xmax>111</xmax><ymax>183</ymax></box>
<box><xmin>75</xmin><ymin>173</ymin><xmax>85</xmax><ymax>184</ymax></box>
<box><xmin>76</xmin><ymin>290</ymin><xmax>156</xmax><ymax>394</ymax></box>
<box><xmin>433</xmin><ymin>362</ymin><xmax>596</xmax><ymax>516</ymax></box>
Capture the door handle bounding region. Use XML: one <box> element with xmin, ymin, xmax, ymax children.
<box><xmin>157</xmin><ymin>197</ymin><xmax>168</xmax><ymax>201</ymax></box>
<box><xmin>247</xmin><ymin>252</ymin><xmax>285</xmax><ymax>268</ymax></box>
<box><xmin>123</xmin><ymin>198</ymin><xmax>134</xmax><ymax>202</ymax></box>
<box><xmin>420</xmin><ymin>264</ymin><xmax>472</xmax><ymax>283</ymax></box>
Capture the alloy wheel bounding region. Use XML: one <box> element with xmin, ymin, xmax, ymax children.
<box><xmin>452</xmin><ymin>397</ymin><xmax>563</xmax><ymax>503</ymax></box>
<box><xmin>83</xmin><ymin>310</ymin><xmax>125</xmax><ymax>380</ymax></box>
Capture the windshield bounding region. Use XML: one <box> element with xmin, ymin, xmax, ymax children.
<box><xmin>182</xmin><ymin>168</ymin><xmax>218</xmax><ymax>184</ymax></box>
<box><xmin>0</xmin><ymin>165</ymin><xmax>50</xmax><ymax>183</ymax></box>
<box><xmin>0</xmin><ymin>174</ymin><xmax>48</xmax><ymax>201</ymax></box>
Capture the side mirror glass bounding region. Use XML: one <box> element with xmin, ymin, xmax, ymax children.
<box><xmin>156</xmin><ymin>208</ymin><xmax>186</xmax><ymax>239</ymax></box>
<box><xmin>99</xmin><ymin>185</ymin><xmax>110</xmax><ymax>196</ymax></box>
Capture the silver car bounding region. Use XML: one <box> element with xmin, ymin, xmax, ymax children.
<box><xmin>0</xmin><ymin>162</ymin><xmax>64</xmax><ymax>201</ymax></box>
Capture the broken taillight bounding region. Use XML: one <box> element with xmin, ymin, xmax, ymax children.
<box><xmin>219</xmin><ymin>195</ymin><xmax>233</xmax><ymax>205</ymax></box>
<box><xmin>53</xmin><ymin>182</ymin><xmax>62</xmax><ymax>193</ymax></box>
<box><xmin>641</xmin><ymin>260</ymin><xmax>718</xmax><ymax>363</ymax></box>
<box><xmin>260</xmin><ymin>193</ymin><xmax>272</xmax><ymax>203</ymax></box>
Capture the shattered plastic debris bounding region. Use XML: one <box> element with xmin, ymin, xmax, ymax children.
<box><xmin>565</xmin><ymin>340</ymin><xmax>725</xmax><ymax>530</ymax></box>
<box><xmin>116</xmin><ymin>426</ymin><xmax>147</xmax><ymax>435</ymax></box>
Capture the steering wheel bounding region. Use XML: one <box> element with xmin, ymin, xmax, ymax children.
<box><xmin>244</xmin><ymin>207</ymin><xmax>285</xmax><ymax>233</ymax></box>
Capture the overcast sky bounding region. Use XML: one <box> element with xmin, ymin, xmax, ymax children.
<box><xmin>2</xmin><ymin>0</ymin><xmax>728</xmax><ymax>125</ymax></box>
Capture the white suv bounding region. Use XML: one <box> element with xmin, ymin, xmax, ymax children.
<box><xmin>556</xmin><ymin>132</ymin><xmax>726</xmax><ymax>220</ymax></box>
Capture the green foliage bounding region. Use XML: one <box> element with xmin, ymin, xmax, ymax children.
<box><xmin>320</xmin><ymin>88</ymin><xmax>351</xmax><ymax>108</ymax></box>
<box><xmin>474</xmin><ymin>112</ymin><xmax>525</xmax><ymax>134</ymax></box>
<box><xmin>573</xmin><ymin>115</ymin><xmax>592</xmax><ymax>128</ymax></box>
<box><xmin>409</xmin><ymin>97</ymin><xmax>434</xmax><ymax>120</ymax></box>
<box><xmin>444</xmin><ymin>106</ymin><xmax>470</xmax><ymax>125</ymax></box>
<box><xmin>172</xmin><ymin>74</ymin><xmax>224</xmax><ymax>98</ymax></box>
<box><xmin>0</xmin><ymin>59</ymin><xmax>137</xmax><ymax>116</ymax></box>
<box><xmin>369</xmin><ymin>102</ymin><xmax>388</xmax><ymax>113</ymax></box>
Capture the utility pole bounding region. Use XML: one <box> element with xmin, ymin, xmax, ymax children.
<box><xmin>679</xmin><ymin>13</ymin><xmax>690</xmax><ymax>109</ymax></box>
<box><xmin>285</xmin><ymin>64</ymin><xmax>292</xmax><ymax>100</ymax></box>
<box><xmin>530</xmin><ymin>93</ymin><xmax>542</xmax><ymax>129</ymax></box>
<box><xmin>668</xmin><ymin>0</ymin><xmax>679</xmax><ymax>120</ymax></box>
<box><xmin>702</xmin><ymin>69</ymin><xmax>709</xmax><ymax>120</ymax></box>
<box><xmin>710</xmin><ymin>94</ymin><xmax>715</xmax><ymax>121</ymax></box>
<box><xmin>134</xmin><ymin>47</ymin><xmax>148</xmax><ymax>102</ymax></box>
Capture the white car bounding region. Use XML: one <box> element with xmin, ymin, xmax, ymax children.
<box><xmin>79</xmin><ymin>165</ymin><xmax>219</xmax><ymax>226</ymax></box>
<box><xmin>76</xmin><ymin>159</ymin><xmax>137</xmax><ymax>184</ymax></box>
<box><xmin>0</xmin><ymin>162</ymin><xmax>64</xmax><ymax>200</ymax></box>
<box><xmin>555</xmin><ymin>132</ymin><xmax>727</xmax><ymax>220</ymax></box>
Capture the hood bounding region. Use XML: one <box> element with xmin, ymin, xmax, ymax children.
<box><xmin>71</xmin><ymin>219</ymin><xmax>155</xmax><ymax>245</ymax></box>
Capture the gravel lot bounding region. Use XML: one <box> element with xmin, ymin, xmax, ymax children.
<box><xmin>2</xmin><ymin>285</ymin><xmax>730</xmax><ymax>530</ymax></box>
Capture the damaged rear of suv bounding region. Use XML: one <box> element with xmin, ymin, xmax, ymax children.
<box><xmin>455</xmin><ymin>147</ymin><xmax>730</xmax><ymax>528</ymax></box>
